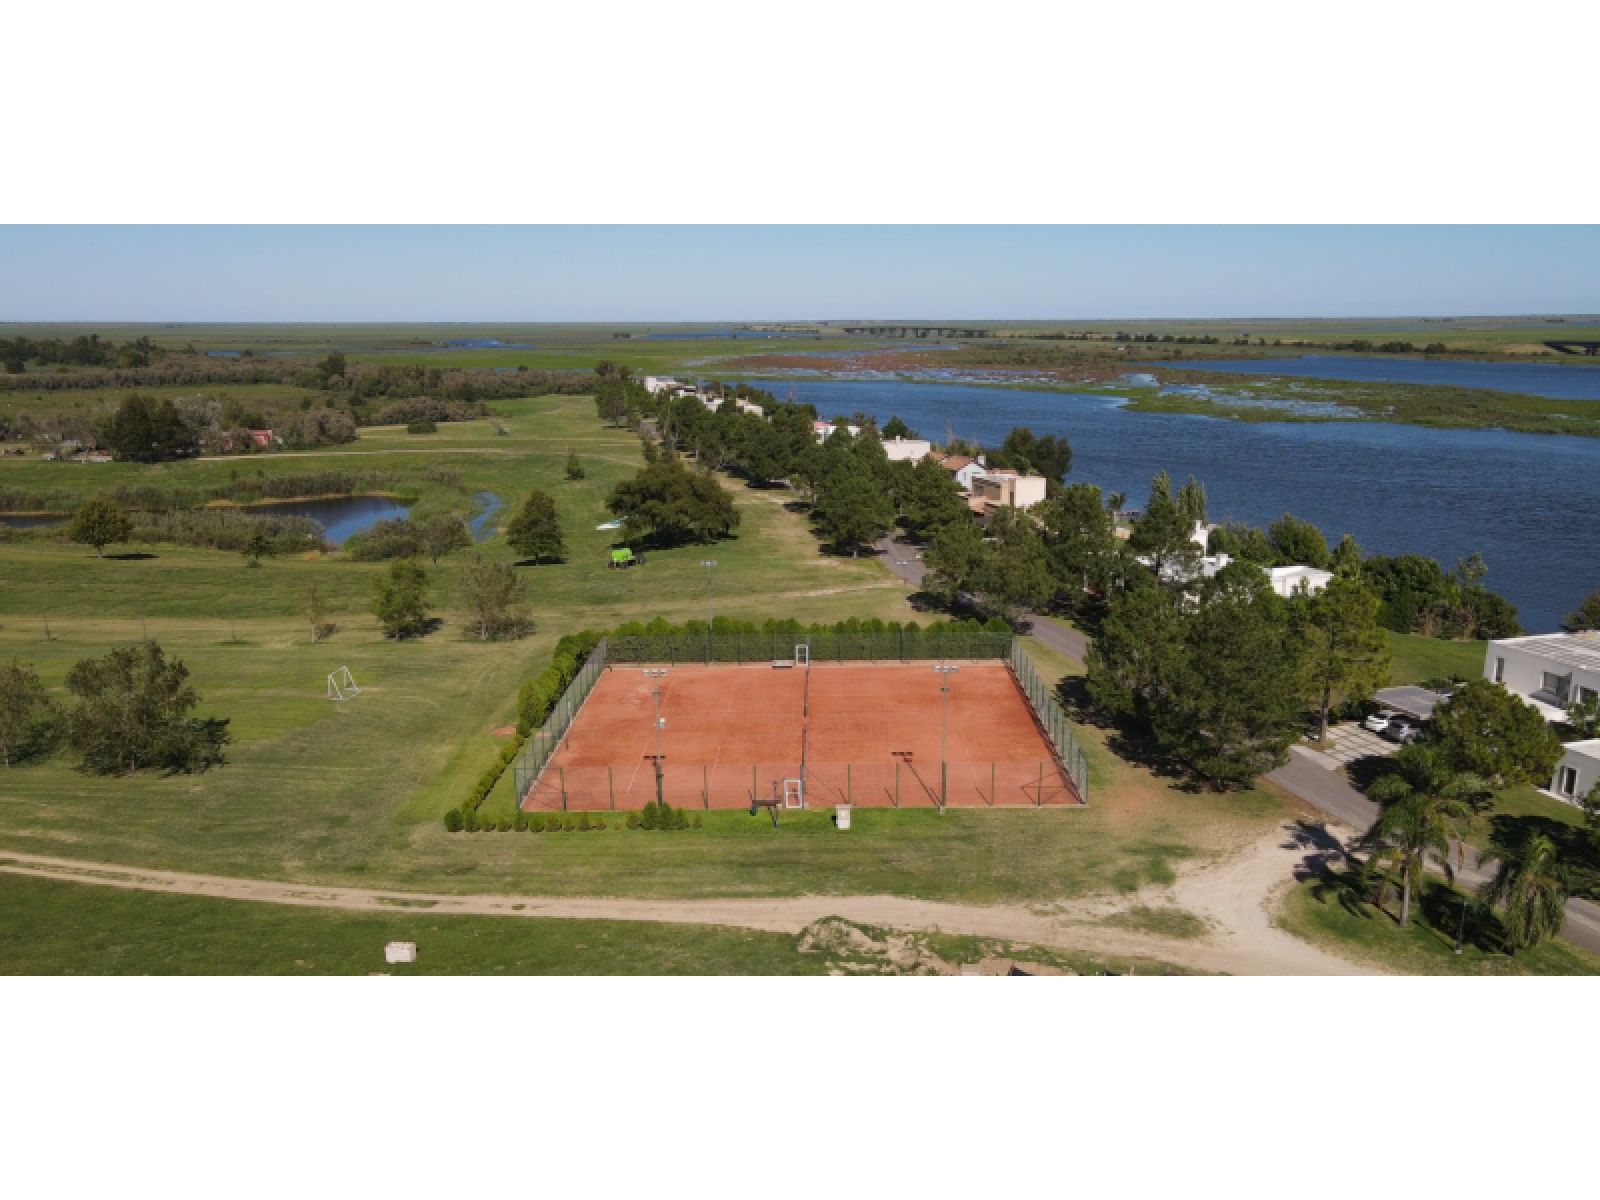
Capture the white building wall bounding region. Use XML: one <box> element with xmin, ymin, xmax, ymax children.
<box><xmin>1485</xmin><ymin>637</ymin><xmax>1600</xmax><ymax>709</ymax></box>
<box><xmin>882</xmin><ymin>437</ymin><xmax>933</xmax><ymax>463</ymax></box>
<box><xmin>1549</xmin><ymin>741</ymin><xmax>1600</xmax><ymax>807</ymax></box>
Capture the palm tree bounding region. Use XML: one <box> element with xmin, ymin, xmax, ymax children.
<box><xmin>1362</xmin><ymin>744</ymin><xmax>1480</xmax><ymax>927</ymax></box>
<box><xmin>1477</xmin><ymin>833</ymin><xmax>1571</xmax><ymax>954</ymax></box>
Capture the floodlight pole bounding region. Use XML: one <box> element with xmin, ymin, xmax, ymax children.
<box><xmin>644</xmin><ymin>668</ymin><xmax>668</xmax><ymax>806</ymax></box>
<box><xmin>699</xmin><ymin>559</ymin><xmax>718</xmax><ymax>664</ymax></box>
<box><xmin>933</xmin><ymin>663</ymin><xmax>959</xmax><ymax>813</ymax></box>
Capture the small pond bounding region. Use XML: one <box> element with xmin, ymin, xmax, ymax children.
<box><xmin>244</xmin><ymin>495</ymin><xmax>413</xmax><ymax>545</ymax></box>
<box><xmin>468</xmin><ymin>491</ymin><xmax>503</xmax><ymax>542</ymax></box>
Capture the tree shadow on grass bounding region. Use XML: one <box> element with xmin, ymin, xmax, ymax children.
<box><xmin>103</xmin><ymin>551</ymin><xmax>158</xmax><ymax>561</ymax></box>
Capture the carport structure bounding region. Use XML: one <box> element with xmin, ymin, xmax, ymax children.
<box><xmin>1373</xmin><ymin>685</ymin><xmax>1446</xmax><ymax>722</ymax></box>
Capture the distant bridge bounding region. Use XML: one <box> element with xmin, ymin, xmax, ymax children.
<box><xmin>843</xmin><ymin>325</ymin><xmax>990</xmax><ymax>338</ymax></box>
<box><xmin>1544</xmin><ymin>340</ymin><xmax>1600</xmax><ymax>356</ymax></box>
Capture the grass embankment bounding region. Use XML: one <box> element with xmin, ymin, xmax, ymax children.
<box><xmin>1280</xmin><ymin>874</ymin><xmax>1600</xmax><ymax>976</ymax></box>
<box><xmin>1385</xmin><ymin>631</ymin><xmax>1485</xmax><ymax>685</ymax></box>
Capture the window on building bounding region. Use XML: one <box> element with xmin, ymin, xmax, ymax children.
<box><xmin>1494</xmin><ymin>657</ymin><xmax>1505</xmax><ymax>683</ymax></box>
<box><xmin>1541</xmin><ymin>672</ymin><xmax>1572</xmax><ymax>704</ymax></box>
<box><xmin>1557</xmin><ymin>766</ymin><xmax>1578</xmax><ymax>798</ymax></box>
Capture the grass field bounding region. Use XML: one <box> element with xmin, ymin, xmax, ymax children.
<box><xmin>1385</xmin><ymin>631</ymin><xmax>1486</xmax><ymax>685</ymax></box>
<box><xmin>1279</xmin><ymin>874</ymin><xmax>1600</xmax><ymax>976</ymax></box>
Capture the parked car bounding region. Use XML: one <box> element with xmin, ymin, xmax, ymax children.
<box><xmin>1363</xmin><ymin>709</ymin><xmax>1398</xmax><ymax>734</ymax></box>
<box><xmin>1383</xmin><ymin>716</ymin><xmax>1423</xmax><ymax>744</ymax></box>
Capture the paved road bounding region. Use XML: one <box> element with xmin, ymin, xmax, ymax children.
<box><xmin>873</xmin><ymin>539</ymin><xmax>1600</xmax><ymax>959</ymax></box>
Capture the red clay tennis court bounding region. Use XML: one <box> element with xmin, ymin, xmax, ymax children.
<box><xmin>521</xmin><ymin>661</ymin><xmax>1081</xmax><ymax>812</ymax></box>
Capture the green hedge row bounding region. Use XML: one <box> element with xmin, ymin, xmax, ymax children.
<box><xmin>443</xmin><ymin>808</ymin><xmax>704</xmax><ymax>833</ymax></box>
<box><xmin>516</xmin><ymin>629</ymin><xmax>604</xmax><ymax>735</ymax></box>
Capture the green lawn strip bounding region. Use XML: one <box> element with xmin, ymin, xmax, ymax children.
<box><xmin>0</xmin><ymin>871</ymin><xmax>829</xmax><ymax>976</ymax></box>
<box><xmin>1384</xmin><ymin>631</ymin><xmax>1485</xmax><ymax>685</ymax></box>
<box><xmin>1279</xmin><ymin>874</ymin><xmax>1600</xmax><ymax>976</ymax></box>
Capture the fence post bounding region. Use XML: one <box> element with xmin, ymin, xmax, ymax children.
<box><xmin>895</xmin><ymin>759</ymin><xmax>900</xmax><ymax>808</ymax></box>
<box><xmin>609</xmin><ymin>766</ymin><xmax>615</xmax><ymax>810</ymax></box>
<box><xmin>560</xmin><ymin>767</ymin><xmax>568</xmax><ymax>811</ymax></box>
<box><xmin>1036</xmin><ymin>761</ymin><xmax>1043</xmax><ymax>808</ymax></box>
<box><xmin>847</xmin><ymin>763</ymin><xmax>852</xmax><ymax>805</ymax></box>
<box><xmin>990</xmin><ymin>762</ymin><xmax>996</xmax><ymax>807</ymax></box>
<box><xmin>703</xmin><ymin>764</ymin><xmax>709</xmax><ymax>810</ymax></box>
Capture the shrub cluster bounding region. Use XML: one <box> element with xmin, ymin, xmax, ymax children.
<box><xmin>446</xmin><ymin>806</ymin><xmax>706</xmax><ymax>833</ymax></box>
<box><xmin>516</xmin><ymin>630</ymin><xmax>604</xmax><ymax>735</ymax></box>
<box><xmin>343</xmin><ymin>518</ymin><xmax>426</xmax><ymax>561</ymax></box>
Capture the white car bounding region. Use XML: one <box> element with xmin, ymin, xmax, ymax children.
<box><xmin>1363</xmin><ymin>709</ymin><xmax>1398</xmax><ymax>734</ymax></box>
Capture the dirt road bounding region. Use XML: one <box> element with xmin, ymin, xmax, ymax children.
<box><xmin>0</xmin><ymin>825</ymin><xmax>1375</xmax><ymax>975</ymax></box>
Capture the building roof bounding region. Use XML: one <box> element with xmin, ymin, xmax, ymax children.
<box><xmin>1374</xmin><ymin>686</ymin><xmax>1445</xmax><ymax>721</ymax></box>
<box><xmin>940</xmin><ymin>455</ymin><xmax>977</xmax><ymax>472</ymax></box>
<box><xmin>1560</xmin><ymin>739</ymin><xmax>1600</xmax><ymax>766</ymax></box>
<box><xmin>1494</xmin><ymin>631</ymin><xmax>1600</xmax><ymax>673</ymax></box>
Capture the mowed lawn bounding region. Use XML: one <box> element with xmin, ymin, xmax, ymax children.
<box><xmin>0</xmin><ymin>872</ymin><xmax>831</xmax><ymax>976</ymax></box>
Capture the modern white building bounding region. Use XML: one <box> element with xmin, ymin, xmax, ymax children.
<box><xmin>881</xmin><ymin>437</ymin><xmax>933</xmax><ymax>463</ymax></box>
<box><xmin>1265</xmin><ymin>564</ymin><xmax>1335</xmax><ymax>598</ymax></box>
<box><xmin>812</xmin><ymin>420</ymin><xmax>862</xmax><ymax>442</ymax></box>
<box><xmin>1549</xmin><ymin>740</ymin><xmax>1600</xmax><ymax>807</ymax></box>
<box><xmin>1484</xmin><ymin>632</ymin><xmax>1600</xmax><ymax>721</ymax></box>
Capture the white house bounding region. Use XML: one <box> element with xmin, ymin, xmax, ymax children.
<box><xmin>938</xmin><ymin>454</ymin><xmax>988</xmax><ymax>491</ymax></box>
<box><xmin>1143</xmin><ymin>550</ymin><xmax>1332</xmax><ymax>597</ymax></box>
<box><xmin>1265</xmin><ymin>564</ymin><xmax>1334</xmax><ymax>598</ymax></box>
<box><xmin>1549</xmin><ymin>740</ymin><xmax>1600</xmax><ymax>807</ymax></box>
<box><xmin>1484</xmin><ymin>631</ymin><xmax>1600</xmax><ymax>721</ymax></box>
<box><xmin>881</xmin><ymin>436</ymin><xmax>933</xmax><ymax>463</ymax></box>
<box><xmin>642</xmin><ymin>376</ymin><xmax>679</xmax><ymax>395</ymax></box>
<box><xmin>813</xmin><ymin>420</ymin><xmax>862</xmax><ymax>442</ymax></box>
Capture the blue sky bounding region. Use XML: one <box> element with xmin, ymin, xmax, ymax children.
<box><xmin>2</xmin><ymin>226</ymin><xmax>1595</xmax><ymax>321</ymax></box>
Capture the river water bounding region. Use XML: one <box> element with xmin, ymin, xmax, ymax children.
<box><xmin>759</xmin><ymin>377</ymin><xmax>1600</xmax><ymax>634</ymax></box>
<box><xmin>1155</xmin><ymin>355</ymin><xmax>1600</xmax><ymax>401</ymax></box>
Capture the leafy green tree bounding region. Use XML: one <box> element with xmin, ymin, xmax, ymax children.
<box><xmin>1085</xmin><ymin>576</ymin><xmax>1188</xmax><ymax>724</ymax></box>
<box><xmin>506</xmin><ymin>489</ymin><xmax>567</xmax><ymax>563</ymax></box>
<box><xmin>564</xmin><ymin>450</ymin><xmax>586</xmax><ymax>481</ymax></box>
<box><xmin>64</xmin><ymin>640</ymin><xmax>229</xmax><ymax>774</ymax></box>
<box><xmin>1363</xmin><ymin>742</ymin><xmax>1472</xmax><ymax>928</ymax></box>
<box><xmin>923</xmin><ymin>518</ymin><xmax>988</xmax><ymax>609</ymax></box>
<box><xmin>1176</xmin><ymin>475</ymin><xmax>1207</xmax><ymax>525</ymax></box>
<box><xmin>1564</xmin><ymin>589</ymin><xmax>1600</xmax><ymax>633</ymax></box>
<box><xmin>976</xmin><ymin>507</ymin><xmax>1055</xmax><ymax>625</ymax></box>
<box><xmin>1039</xmin><ymin>483</ymin><xmax>1120</xmax><ymax>610</ymax></box>
<box><xmin>1428</xmin><ymin>679</ymin><xmax>1564</xmax><ymax>786</ymax></box>
<box><xmin>317</xmin><ymin>351</ymin><xmax>347</xmax><ymax>381</ymax></box>
<box><xmin>1330</xmin><ymin>533</ymin><xmax>1363</xmax><ymax>576</ymax></box>
<box><xmin>0</xmin><ymin>659</ymin><xmax>57</xmax><ymax>767</ymax></box>
<box><xmin>373</xmin><ymin>559</ymin><xmax>432</xmax><ymax>639</ymax></box>
<box><xmin>882</xmin><ymin>414</ymin><xmax>915</xmax><ymax>440</ymax></box>
<box><xmin>1267</xmin><ymin>512</ymin><xmax>1329</xmax><ymax>567</ymax></box>
<box><xmin>1154</xmin><ymin>564</ymin><xmax>1302</xmax><ymax>788</ymax></box>
<box><xmin>1563</xmin><ymin>694</ymin><xmax>1600</xmax><ymax>740</ymax></box>
<box><xmin>419</xmin><ymin>514</ymin><xmax>471</xmax><ymax>564</ymax></box>
<box><xmin>458</xmin><ymin>553</ymin><xmax>532</xmax><ymax>641</ymax></box>
<box><xmin>242</xmin><ymin>525</ymin><xmax>277</xmax><ymax>568</ymax></box>
<box><xmin>100</xmin><ymin>393</ymin><xmax>200</xmax><ymax>463</ymax></box>
<box><xmin>991</xmin><ymin>426</ymin><xmax>1072</xmax><ymax>483</ymax></box>
<box><xmin>606</xmin><ymin>460</ymin><xmax>738</xmax><ymax>547</ymax></box>
<box><xmin>816</xmin><ymin>472</ymin><xmax>894</xmax><ymax>556</ymax></box>
<box><xmin>67</xmin><ymin>495</ymin><xmax>132</xmax><ymax>558</ymax></box>
<box><xmin>304</xmin><ymin>581</ymin><xmax>331</xmax><ymax>644</ymax></box>
<box><xmin>895</xmin><ymin>456</ymin><xmax>967</xmax><ymax>541</ymax></box>
<box><xmin>1301</xmin><ymin>573</ymin><xmax>1391</xmax><ymax>741</ymax></box>
<box><xmin>1478</xmin><ymin>832</ymin><xmax>1571</xmax><ymax>954</ymax></box>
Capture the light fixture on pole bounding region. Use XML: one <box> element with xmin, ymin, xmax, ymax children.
<box><xmin>643</xmin><ymin>668</ymin><xmax>669</xmax><ymax>807</ymax></box>
<box><xmin>699</xmin><ymin>559</ymin><xmax>718</xmax><ymax>664</ymax></box>
<box><xmin>933</xmin><ymin>663</ymin><xmax>959</xmax><ymax>813</ymax></box>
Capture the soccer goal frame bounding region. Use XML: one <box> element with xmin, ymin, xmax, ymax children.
<box><xmin>327</xmin><ymin>665</ymin><xmax>361</xmax><ymax>702</ymax></box>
